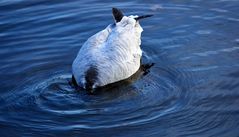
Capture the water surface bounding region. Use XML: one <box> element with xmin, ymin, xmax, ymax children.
<box><xmin>0</xmin><ymin>0</ymin><xmax>239</xmax><ymax>137</ymax></box>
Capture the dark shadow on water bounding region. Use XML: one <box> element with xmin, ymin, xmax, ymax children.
<box><xmin>69</xmin><ymin>63</ymin><xmax>155</xmax><ymax>95</ymax></box>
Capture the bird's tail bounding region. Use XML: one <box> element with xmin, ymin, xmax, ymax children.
<box><xmin>135</xmin><ymin>15</ymin><xmax>153</xmax><ymax>21</ymax></box>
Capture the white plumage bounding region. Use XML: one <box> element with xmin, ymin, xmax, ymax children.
<box><xmin>72</xmin><ymin>8</ymin><xmax>152</xmax><ymax>91</ymax></box>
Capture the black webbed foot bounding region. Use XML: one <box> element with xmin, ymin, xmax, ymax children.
<box><xmin>69</xmin><ymin>75</ymin><xmax>79</xmax><ymax>88</ymax></box>
<box><xmin>141</xmin><ymin>63</ymin><xmax>155</xmax><ymax>75</ymax></box>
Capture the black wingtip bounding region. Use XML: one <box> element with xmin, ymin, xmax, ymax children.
<box><xmin>135</xmin><ymin>14</ymin><xmax>153</xmax><ymax>21</ymax></box>
<box><xmin>112</xmin><ymin>7</ymin><xmax>124</xmax><ymax>23</ymax></box>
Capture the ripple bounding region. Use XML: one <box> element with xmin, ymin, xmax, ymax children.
<box><xmin>195</xmin><ymin>30</ymin><xmax>212</xmax><ymax>35</ymax></box>
<box><xmin>227</xmin><ymin>17</ymin><xmax>239</xmax><ymax>22</ymax></box>
<box><xmin>1</xmin><ymin>61</ymin><xmax>194</xmax><ymax>130</ymax></box>
<box><xmin>210</xmin><ymin>8</ymin><xmax>228</xmax><ymax>13</ymax></box>
<box><xmin>235</xmin><ymin>39</ymin><xmax>239</xmax><ymax>43</ymax></box>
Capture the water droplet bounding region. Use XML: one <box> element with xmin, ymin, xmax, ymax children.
<box><xmin>151</xmin><ymin>4</ymin><xmax>163</xmax><ymax>11</ymax></box>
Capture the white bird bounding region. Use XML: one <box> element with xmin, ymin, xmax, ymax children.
<box><xmin>72</xmin><ymin>8</ymin><xmax>153</xmax><ymax>92</ymax></box>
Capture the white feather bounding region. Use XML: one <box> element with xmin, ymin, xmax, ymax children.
<box><xmin>72</xmin><ymin>15</ymin><xmax>143</xmax><ymax>88</ymax></box>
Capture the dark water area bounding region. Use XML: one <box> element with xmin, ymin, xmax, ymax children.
<box><xmin>0</xmin><ymin>0</ymin><xmax>239</xmax><ymax>136</ymax></box>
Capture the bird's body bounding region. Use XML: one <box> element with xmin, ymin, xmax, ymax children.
<box><xmin>72</xmin><ymin>8</ymin><xmax>152</xmax><ymax>91</ymax></box>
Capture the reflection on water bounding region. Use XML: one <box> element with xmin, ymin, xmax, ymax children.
<box><xmin>0</xmin><ymin>0</ymin><xmax>239</xmax><ymax>136</ymax></box>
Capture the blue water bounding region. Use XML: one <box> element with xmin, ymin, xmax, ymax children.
<box><xmin>1</xmin><ymin>0</ymin><xmax>239</xmax><ymax>137</ymax></box>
